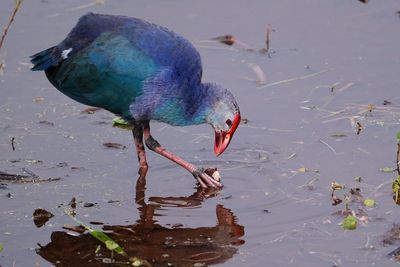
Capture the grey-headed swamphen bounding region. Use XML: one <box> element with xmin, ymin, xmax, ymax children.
<box><xmin>30</xmin><ymin>13</ymin><xmax>240</xmax><ymax>188</ymax></box>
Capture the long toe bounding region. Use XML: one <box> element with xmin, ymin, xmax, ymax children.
<box><xmin>199</xmin><ymin>173</ymin><xmax>222</xmax><ymax>188</ymax></box>
<box><xmin>196</xmin><ymin>177</ymin><xmax>207</xmax><ymax>188</ymax></box>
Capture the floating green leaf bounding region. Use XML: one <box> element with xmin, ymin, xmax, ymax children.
<box><xmin>105</xmin><ymin>239</ymin><xmax>119</xmax><ymax>251</ymax></box>
<box><xmin>396</xmin><ymin>132</ymin><xmax>400</xmax><ymax>141</ymax></box>
<box><xmin>364</xmin><ymin>198</ymin><xmax>375</xmax><ymax>208</ymax></box>
<box><xmin>342</xmin><ymin>215</ymin><xmax>358</xmax><ymax>230</ymax></box>
<box><xmin>380</xmin><ymin>167</ymin><xmax>395</xmax><ymax>173</ymax></box>
<box><xmin>0</xmin><ymin>243</ymin><xmax>3</xmax><ymax>252</ymax></box>
<box><xmin>87</xmin><ymin>228</ymin><xmax>126</xmax><ymax>256</ymax></box>
<box><xmin>112</xmin><ymin>117</ymin><xmax>134</xmax><ymax>130</ymax></box>
<box><xmin>95</xmin><ymin>245</ymin><xmax>101</xmax><ymax>254</ymax></box>
<box><xmin>65</xmin><ymin>209</ymin><xmax>127</xmax><ymax>256</ymax></box>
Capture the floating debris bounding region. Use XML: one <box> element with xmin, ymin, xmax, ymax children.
<box><xmin>81</xmin><ymin>106</ymin><xmax>102</xmax><ymax>114</ymax></box>
<box><xmin>103</xmin><ymin>142</ymin><xmax>127</xmax><ymax>150</ymax></box>
<box><xmin>367</xmin><ymin>104</ymin><xmax>375</xmax><ymax>112</ymax></box>
<box><xmin>380</xmin><ymin>167</ymin><xmax>396</xmax><ymax>173</ymax></box>
<box><xmin>342</xmin><ymin>215</ymin><xmax>358</xmax><ymax>230</ymax></box>
<box><xmin>0</xmin><ymin>171</ymin><xmax>60</xmax><ymax>184</ymax></box>
<box><xmin>211</xmin><ymin>34</ymin><xmax>236</xmax><ymax>46</ymax></box>
<box><xmin>392</xmin><ymin>176</ymin><xmax>400</xmax><ymax>205</ymax></box>
<box><xmin>259</xmin><ymin>25</ymin><xmax>271</xmax><ymax>54</ymax></box>
<box><xmin>331</xmin><ymin>181</ymin><xmax>345</xmax><ymax>191</ymax></box>
<box><xmin>33</xmin><ymin>208</ymin><xmax>54</xmax><ymax>228</ymax></box>
<box><xmin>39</xmin><ymin>120</ymin><xmax>55</xmax><ymax>127</ymax></box>
<box><xmin>11</xmin><ymin>137</ymin><xmax>15</xmax><ymax>151</ymax></box>
<box><xmin>356</xmin><ymin>121</ymin><xmax>363</xmax><ymax>135</ymax></box>
<box><xmin>83</xmin><ymin>202</ymin><xmax>96</xmax><ymax>208</ymax></box>
<box><xmin>297</xmin><ymin>167</ymin><xmax>308</xmax><ymax>173</ymax></box>
<box><xmin>363</xmin><ymin>199</ymin><xmax>375</xmax><ymax>208</ymax></box>
<box><xmin>331</xmin><ymin>181</ymin><xmax>346</xmax><ymax>205</ymax></box>
<box><xmin>62</xmin><ymin>224</ymin><xmax>86</xmax><ymax>234</ymax></box>
<box><xmin>331</xmin><ymin>133</ymin><xmax>347</xmax><ymax>138</ymax></box>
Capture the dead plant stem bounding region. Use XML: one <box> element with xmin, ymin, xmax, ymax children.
<box><xmin>0</xmin><ymin>0</ymin><xmax>23</xmax><ymax>51</ymax></box>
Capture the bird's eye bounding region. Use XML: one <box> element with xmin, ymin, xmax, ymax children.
<box><xmin>226</xmin><ymin>119</ymin><xmax>233</xmax><ymax>128</ymax></box>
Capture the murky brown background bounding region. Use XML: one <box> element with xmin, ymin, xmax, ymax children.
<box><xmin>1</xmin><ymin>0</ymin><xmax>400</xmax><ymax>266</ymax></box>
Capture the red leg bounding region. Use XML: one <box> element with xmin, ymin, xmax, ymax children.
<box><xmin>132</xmin><ymin>125</ymin><xmax>148</xmax><ymax>177</ymax></box>
<box><xmin>141</xmin><ymin>121</ymin><xmax>221</xmax><ymax>188</ymax></box>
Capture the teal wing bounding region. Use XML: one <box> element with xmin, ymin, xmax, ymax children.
<box><xmin>45</xmin><ymin>32</ymin><xmax>158</xmax><ymax>120</ymax></box>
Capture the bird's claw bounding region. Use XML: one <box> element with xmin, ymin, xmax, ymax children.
<box><xmin>192</xmin><ymin>167</ymin><xmax>222</xmax><ymax>188</ymax></box>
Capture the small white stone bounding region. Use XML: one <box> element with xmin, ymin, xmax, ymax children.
<box><xmin>212</xmin><ymin>170</ymin><xmax>221</xmax><ymax>181</ymax></box>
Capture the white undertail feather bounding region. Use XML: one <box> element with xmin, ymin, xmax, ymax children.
<box><xmin>61</xmin><ymin>48</ymin><xmax>73</xmax><ymax>59</ymax></box>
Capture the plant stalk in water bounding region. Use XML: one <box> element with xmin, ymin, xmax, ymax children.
<box><xmin>0</xmin><ymin>0</ymin><xmax>23</xmax><ymax>50</ymax></box>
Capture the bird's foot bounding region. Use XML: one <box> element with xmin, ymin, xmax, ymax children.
<box><xmin>192</xmin><ymin>167</ymin><xmax>222</xmax><ymax>188</ymax></box>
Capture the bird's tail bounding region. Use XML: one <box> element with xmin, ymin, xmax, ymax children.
<box><xmin>30</xmin><ymin>46</ymin><xmax>58</xmax><ymax>71</ymax></box>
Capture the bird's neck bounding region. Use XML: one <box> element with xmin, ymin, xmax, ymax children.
<box><xmin>183</xmin><ymin>82</ymin><xmax>224</xmax><ymax>126</ymax></box>
<box><xmin>139</xmin><ymin>82</ymin><xmax>221</xmax><ymax>127</ymax></box>
<box><xmin>154</xmin><ymin>82</ymin><xmax>218</xmax><ymax>127</ymax></box>
<box><xmin>175</xmin><ymin>83</ymin><xmax>215</xmax><ymax>126</ymax></box>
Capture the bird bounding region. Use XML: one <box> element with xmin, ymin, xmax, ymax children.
<box><xmin>30</xmin><ymin>13</ymin><xmax>240</xmax><ymax>188</ymax></box>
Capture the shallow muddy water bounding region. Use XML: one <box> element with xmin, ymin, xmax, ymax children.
<box><xmin>1</xmin><ymin>0</ymin><xmax>400</xmax><ymax>266</ymax></box>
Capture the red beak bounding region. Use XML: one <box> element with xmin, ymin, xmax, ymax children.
<box><xmin>214</xmin><ymin>113</ymin><xmax>241</xmax><ymax>156</ymax></box>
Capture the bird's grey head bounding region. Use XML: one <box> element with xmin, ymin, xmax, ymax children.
<box><xmin>203</xmin><ymin>83</ymin><xmax>241</xmax><ymax>156</ymax></box>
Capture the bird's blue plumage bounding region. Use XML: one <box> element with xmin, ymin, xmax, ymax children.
<box><xmin>31</xmin><ymin>13</ymin><xmax>239</xmax><ymax>127</ymax></box>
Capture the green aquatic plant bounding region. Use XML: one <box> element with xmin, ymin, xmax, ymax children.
<box><xmin>112</xmin><ymin>117</ymin><xmax>134</xmax><ymax>130</ymax></box>
<box><xmin>65</xmin><ymin>209</ymin><xmax>127</xmax><ymax>256</ymax></box>
<box><xmin>363</xmin><ymin>199</ymin><xmax>375</xmax><ymax>208</ymax></box>
<box><xmin>392</xmin><ymin>175</ymin><xmax>400</xmax><ymax>205</ymax></box>
<box><xmin>342</xmin><ymin>215</ymin><xmax>358</xmax><ymax>230</ymax></box>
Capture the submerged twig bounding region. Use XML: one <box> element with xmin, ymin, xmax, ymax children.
<box><xmin>11</xmin><ymin>137</ymin><xmax>15</xmax><ymax>151</ymax></box>
<box><xmin>0</xmin><ymin>0</ymin><xmax>23</xmax><ymax>51</ymax></box>
<box><xmin>260</xmin><ymin>25</ymin><xmax>271</xmax><ymax>55</ymax></box>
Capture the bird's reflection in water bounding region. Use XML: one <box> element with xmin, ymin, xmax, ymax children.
<box><xmin>36</xmin><ymin>174</ymin><xmax>245</xmax><ymax>266</ymax></box>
